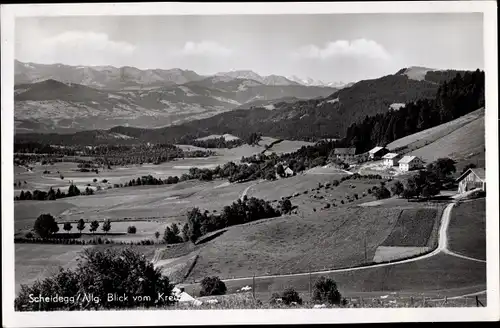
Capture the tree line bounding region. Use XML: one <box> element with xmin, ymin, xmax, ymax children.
<box><xmin>15</xmin><ymin>184</ymin><xmax>94</xmax><ymax>201</ymax></box>
<box><xmin>184</xmin><ymin>196</ymin><xmax>282</xmax><ymax>243</ymax></box>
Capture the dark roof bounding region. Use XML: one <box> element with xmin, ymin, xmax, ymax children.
<box><xmin>456</xmin><ymin>168</ymin><xmax>486</xmax><ymax>182</ymax></box>
<box><xmin>334</xmin><ymin>148</ymin><xmax>356</xmax><ymax>155</ymax></box>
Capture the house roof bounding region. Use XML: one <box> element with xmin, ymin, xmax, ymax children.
<box><xmin>382</xmin><ymin>152</ymin><xmax>400</xmax><ymax>159</ymax></box>
<box><xmin>334</xmin><ymin>148</ymin><xmax>356</xmax><ymax>155</ymax></box>
<box><xmin>456</xmin><ymin>168</ymin><xmax>486</xmax><ymax>182</ymax></box>
<box><xmin>398</xmin><ymin>155</ymin><xmax>421</xmax><ymax>164</ymax></box>
<box><xmin>369</xmin><ymin>146</ymin><xmax>386</xmax><ymax>154</ymax></box>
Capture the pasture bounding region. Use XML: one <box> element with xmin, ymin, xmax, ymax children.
<box><xmin>408</xmin><ymin>113</ymin><xmax>484</xmax><ymax>164</ymax></box>
<box><xmin>15</xmin><ymin>244</ymin><xmax>91</xmax><ymax>295</ymax></box>
<box><xmin>15</xmin><ymin>179</ymin><xmax>255</xmax><ymax>234</ymax></box>
<box><xmin>15</xmin><ymin>243</ymin><xmax>165</xmax><ymax>295</ymax></box>
<box><xmin>203</xmin><ymin>253</ymin><xmax>486</xmax><ymax>303</ymax></box>
<box><xmin>381</xmin><ymin>208</ymin><xmax>438</xmax><ymax>247</ymax></box>
<box><xmin>387</xmin><ymin>107</ymin><xmax>484</xmax><ymax>152</ymax></box>
<box><xmin>447</xmin><ymin>199</ymin><xmax>486</xmax><ymax>260</ymax></box>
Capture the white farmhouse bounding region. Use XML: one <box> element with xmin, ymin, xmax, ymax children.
<box><xmin>398</xmin><ymin>156</ymin><xmax>424</xmax><ymax>172</ymax></box>
<box><xmin>382</xmin><ymin>153</ymin><xmax>401</xmax><ymax>166</ymax></box>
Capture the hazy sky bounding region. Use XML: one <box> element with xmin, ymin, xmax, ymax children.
<box><xmin>15</xmin><ymin>13</ymin><xmax>484</xmax><ymax>82</ymax></box>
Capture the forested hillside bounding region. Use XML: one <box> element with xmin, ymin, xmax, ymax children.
<box><xmin>343</xmin><ymin>69</ymin><xmax>485</xmax><ymax>153</ymax></box>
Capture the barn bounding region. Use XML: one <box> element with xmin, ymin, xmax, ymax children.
<box><xmin>456</xmin><ymin>168</ymin><xmax>486</xmax><ymax>194</ymax></box>
<box><xmin>368</xmin><ymin>146</ymin><xmax>388</xmax><ymax>160</ymax></box>
<box><xmin>382</xmin><ymin>153</ymin><xmax>401</xmax><ymax>166</ymax></box>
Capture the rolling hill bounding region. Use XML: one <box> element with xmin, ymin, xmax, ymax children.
<box><xmin>14</xmin><ymin>67</ymin><xmax>473</xmax><ymax>145</ymax></box>
<box><xmin>14</xmin><ymin>75</ymin><xmax>335</xmax><ymax>133</ymax></box>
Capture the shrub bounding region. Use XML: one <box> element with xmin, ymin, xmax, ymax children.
<box><xmin>374</xmin><ymin>184</ymin><xmax>391</xmax><ymax>200</ymax></box>
<box><xmin>33</xmin><ymin>213</ymin><xmax>59</xmax><ymax>238</ymax></box>
<box><xmin>279</xmin><ymin>199</ymin><xmax>293</xmax><ymax>214</ymax></box>
<box><xmin>199</xmin><ymin>276</ymin><xmax>227</xmax><ymax>296</ymax></box>
<box><xmin>312</xmin><ymin>276</ymin><xmax>342</xmax><ymax>305</ymax></box>
<box><xmin>14</xmin><ymin>248</ymin><xmax>174</xmax><ymax>311</ymax></box>
<box><xmin>25</xmin><ymin>231</ymin><xmax>33</xmax><ymax>239</ymax></box>
<box><xmin>281</xmin><ymin>287</ymin><xmax>303</xmax><ymax>305</ymax></box>
<box><xmin>332</xmin><ymin>180</ymin><xmax>340</xmax><ymax>187</ymax></box>
<box><xmin>127</xmin><ymin>226</ymin><xmax>137</xmax><ymax>234</ymax></box>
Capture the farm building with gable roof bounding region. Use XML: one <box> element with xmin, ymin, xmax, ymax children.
<box><xmin>398</xmin><ymin>156</ymin><xmax>424</xmax><ymax>172</ymax></box>
<box><xmin>333</xmin><ymin>148</ymin><xmax>356</xmax><ymax>161</ymax></box>
<box><xmin>368</xmin><ymin>146</ymin><xmax>389</xmax><ymax>159</ymax></box>
<box><xmin>456</xmin><ymin>168</ymin><xmax>486</xmax><ymax>193</ymax></box>
<box><xmin>382</xmin><ymin>152</ymin><xmax>402</xmax><ymax>166</ymax></box>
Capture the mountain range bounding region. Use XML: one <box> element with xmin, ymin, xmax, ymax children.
<box><xmin>14</xmin><ymin>61</ymin><xmax>337</xmax><ymax>133</ymax></box>
<box><xmin>15</xmin><ymin>66</ymin><xmax>472</xmax><ymax>145</ymax></box>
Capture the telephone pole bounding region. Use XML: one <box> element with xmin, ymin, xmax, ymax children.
<box><xmin>364</xmin><ymin>232</ymin><xmax>367</xmax><ymax>263</ymax></box>
<box><xmin>309</xmin><ymin>266</ymin><xmax>312</xmax><ymax>300</ymax></box>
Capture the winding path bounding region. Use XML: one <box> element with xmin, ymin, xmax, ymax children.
<box><xmin>220</xmin><ymin>202</ymin><xmax>486</xmax><ymax>288</ymax></box>
<box><xmin>240</xmin><ymin>182</ymin><xmax>258</xmax><ymax>201</ymax></box>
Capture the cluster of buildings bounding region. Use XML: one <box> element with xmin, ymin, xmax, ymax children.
<box><xmin>332</xmin><ymin>145</ymin><xmax>424</xmax><ymax>172</ymax></box>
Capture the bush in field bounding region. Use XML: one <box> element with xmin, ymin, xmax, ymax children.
<box><xmin>33</xmin><ymin>213</ymin><xmax>59</xmax><ymax>238</ymax></box>
<box><xmin>312</xmin><ymin>276</ymin><xmax>342</xmax><ymax>305</ymax></box>
<box><xmin>332</xmin><ymin>180</ymin><xmax>340</xmax><ymax>187</ymax></box>
<box><xmin>25</xmin><ymin>231</ymin><xmax>33</xmax><ymax>239</ymax></box>
<box><xmin>374</xmin><ymin>184</ymin><xmax>391</xmax><ymax>200</ymax></box>
<box><xmin>14</xmin><ymin>248</ymin><xmax>174</xmax><ymax>311</ymax></box>
<box><xmin>391</xmin><ymin>180</ymin><xmax>405</xmax><ymax>197</ymax></box>
<box><xmin>199</xmin><ymin>276</ymin><xmax>227</xmax><ymax>296</ymax></box>
<box><xmin>154</xmin><ymin>231</ymin><xmax>160</xmax><ymax>241</ymax></box>
<box><xmin>279</xmin><ymin>199</ymin><xmax>293</xmax><ymax>214</ymax></box>
<box><xmin>163</xmin><ymin>225</ymin><xmax>182</xmax><ymax>244</ymax></box>
<box><xmin>281</xmin><ymin>287</ymin><xmax>303</xmax><ymax>305</ymax></box>
<box><xmin>127</xmin><ymin>226</ymin><xmax>137</xmax><ymax>234</ymax></box>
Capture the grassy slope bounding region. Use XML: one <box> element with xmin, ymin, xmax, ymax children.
<box><xmin>381</xmin><ymin>208</ymin><xmax>438</xmax><ymax>247</ymax></box>
<box><xmin>448</xmin><ymin>199</ymin><xmax>486</xmax><ymax>260</ymax></box>
<box><xmin>185</xmin><ymin>201</ymin><xmax>438</xmax><ymax>282</ymax></box>
<box><xmin>387</xmin><ymin>107</ymin><xmax>484</xmax><ymax>151</ymax></box>
<box><xmin>408</xmin><ymin>114</ymin><xmax>485</xmax><ymax>165</ymax></box>
<box><xmin>207</xmin><ymin>253</ymin><xmax>486</xmax><ymax>302</ymax></box>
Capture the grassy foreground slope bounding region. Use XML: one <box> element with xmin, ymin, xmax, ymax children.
<box><xmin>186</xmin><ymin>207</ymin><xmax>402</xmax><ymax>281</ymax></box>
<box><xmin>448</xmin><ymin>199</ymin><xmax>486</xmax><ymax>261</ymax></box>
<box><xmin>408</xmin><ymin>113</ymin><xmax>485</xmax><ymax>168</ymax></box>
<box><xmin>215</xmin><ymin>253</ymin><xmax>486</xmax><ymax>301</ymax></box>
<box><xmin>387</xmin><ymin>107</ymin><xmax>484</xmax><ymax>152</ymax></box>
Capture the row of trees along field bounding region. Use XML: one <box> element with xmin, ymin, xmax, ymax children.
<box><xmin>14</xmin><ymin>142</ymin><xmax>216</xmax><ymax>166</ymax></box>
<box><xmin>15</xmin><ymin>185</ymin><xmax>93</xmax><ymax>201</ymax></box>
<box><xmin>31</xmin><ymin>214</ymin><xmax>110</xmax><ymax>238</ymax></box>
<box><xmin>344</xmin><ymin>70</ymin><xmax>485</xmax><ymax>153</ymax></box>
<box><xmin>183</xmin><ymin>136</ymin><xmax>244</xmax><ymax>149</ymax></box>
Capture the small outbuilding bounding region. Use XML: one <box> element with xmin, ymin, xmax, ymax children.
<box><xmin>382</xmin><ymin>153</ymin><xmax>401</xmax><ymax>166</ymax></box>
<box><xmin>284</xmin><ymin>167</ymin><xmax>294</xmax><ymax>177</ymax></box>
<box><xmin>398</xmin><ymin>156</ymin><xmax>424</xmax><ymax>172</ymax></box>
<box><xmin>368</xmin><ymin>146</ymin><xmax>388</xmax><ymax>160</ymax></box>
<box><xmin>456</xmin><ymin>168</ymin><xmax>486</xmax><ymax>194</ymax></box>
